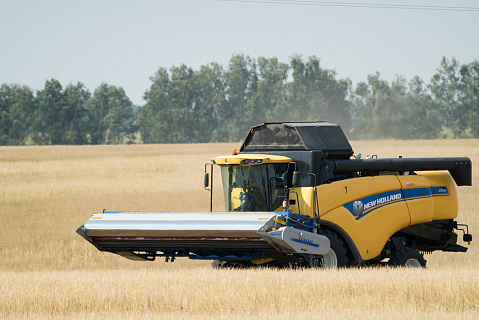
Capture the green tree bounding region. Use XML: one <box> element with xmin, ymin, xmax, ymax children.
<box><xmin>138</xmin><ymin>68</ymin><xmax>171</xmax><ymax>143</ymax></box>
<box><xmin>430</xmin><ymin>57</ymin><xmax>466</xmax><ymax>137</ymax></box>
<box><xmin>221</xmin><ymin>54</ymin><xmax>257</xmax><ymax>141</ymax></box>
<box><xmin>0</xmin><ymin>84</ymin><xmax>36</xmax><ymax>145</ymax></box>
<box><xmin>350</xmin><ymin>73</ymin><xmax>396</xmax><ymax>138</ymax></box>
<box><xmin>402</xmin><ymin>76</ymin><xmax>440</xmax><ymax>139</ymax></box>
<box><xmin>193</xmin><ymin>63</ymin><xmax>227</xmax><ymax>142</ymax></box>
<box><xmin>247</xmin><ymin>57</ymin><xmax>289</xmax><ymax>125</ymax></box>
<box><xmin>33</xmin><ymin>80</ymin><xmax>91</xmax><ymax>145</ymax></box>
<box><xmin>139</xmin><ymin>65</ymin><xmax>201</xmax><ymax>144</ymax></box>
<box><xmin>288</xmin><ymin>56</ymin><xmax>351</xmax><ymax>131</ymax></box>
<box><xmin>351</xmin><ymin>73</ymin><xmax>441</xmax><ymax>139</ymax></box>
<box><xmin>33</xmin><ymin>79</ymin><xmax>66</xmax><ymax>144</ymax></box>
<box><xmin>62</xmin><ymin>83</ymin><xmax>90</xmax><ymax>144</ymax></box>
<box><xmin>87</xmin><ymin>83</ymin><xmax>136</xmax><ymax>144</ymax></box>
<box><xmin>166</xmin><ymin>64</ymin><xmax>197</xmax><ymax>143</ymax></box>
<box><xmin>139</xmin><ymin>63</ymin><xmax>228</xmax><ymax>143</ymax></box>
<box><xmin>459</xmin><ymin>60</ymin><xmax>479</xmax><ymax>137</ymax></box>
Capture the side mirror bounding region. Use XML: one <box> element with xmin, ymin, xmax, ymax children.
<box><xmin>204</xmin><ymin>173</ymin><xmax>209</xmax><ymax>189</ymax></box>
<box><xmin>292</xmin><ymin>171</ymin><xmax>301</xmax><ymax>187</ymax></box>
<box><xmin>464</xmin><ymin>234</ymin><xmax>472</xmax><ymax>242</ymax></box>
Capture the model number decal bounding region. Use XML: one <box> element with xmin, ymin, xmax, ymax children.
<box><xmin>290</xmin><ymin>237</ymin><xmax>320</xmax><ymax>247</ymax></box>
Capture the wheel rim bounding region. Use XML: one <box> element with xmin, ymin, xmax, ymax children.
<box><xmin>211</xmin><ymin>260</ymin><xmax>226</xmax><ymax>269</ymax></box>
<box><xmin>322</xmin><ymin>249</ymin><xmax>338</xmax><ymax>269</ymax></box>
<box><xmin>404</xmin><ymin>258</ymin><xmax>422</xmax><ymax>268</ymax></box>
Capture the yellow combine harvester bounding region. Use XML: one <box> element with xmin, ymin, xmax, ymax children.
<box><xmin>78</xmin><ymin>122</ymin><xmax>472</xmax><ymax>268</ymax></box>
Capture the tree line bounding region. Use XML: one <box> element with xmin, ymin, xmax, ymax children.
<box><xmin>0</xmin><ymin>80</ymin><xmax>136</xmax><ymax>145</ymax></box>
<box><xmin>1</xmin><ymin>55</ymin><xmax>478</xmax><ymax>145</ymax></box>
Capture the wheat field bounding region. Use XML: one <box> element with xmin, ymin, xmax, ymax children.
<box><xmin>1</xmin><ymin>140</ymin><xmax>478</xmax><ymax>319</ymax></box>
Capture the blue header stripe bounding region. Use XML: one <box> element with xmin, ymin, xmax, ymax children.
<box><xmin>290</xmin><ymin>237</ymin><xmax>320</xmax><ymax>247</ymax></box>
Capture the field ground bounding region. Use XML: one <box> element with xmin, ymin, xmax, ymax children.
<box><xmin>1</xmin><ymin>140</ymin><xmax>479</xmax><ymax>319</ymax></box>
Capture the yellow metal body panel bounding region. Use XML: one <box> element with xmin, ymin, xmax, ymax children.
<box><xmin>417</xmin><ymin>171</ymin><xmax>458</xmax><ymax>220</ymax></box>
<box><xmin>396</xmin><ymin>175</ymin><xmax>434</xmax><ymax>225</ymax></box>
<box><xmin>288</xmin><ymin>187</ymin><xmax>315</xmax><ymax>217</ymax></box>
<box><xmin>317</xmin><ymin>176</ymin><xmax>402</xmax><ymax>215</ymax></box>
<box><xmin>286</xmin><ymin>172</ymin><xmax>457</xmax><ymax>261</ymax></box>
<box><xmin>213</xmin><ymin>154</ymin><xmax>291</xmax><ymax>165</ymax></box>
<box><xmin>317</xmin><ymin>176</ymin><xmax>410</xmax><ymax>260</ymax></box>
<box><xmin>323</xmin><ymin>202</ymin><xmax>410</xmax><ymax>260</ymax></box>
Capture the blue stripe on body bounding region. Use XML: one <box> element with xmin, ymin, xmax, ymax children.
<box><xmin>402</xmin><ymin>187</ymin><xmax>432</xmax><ymax>200</ymax></box>
<box><xmin>343</xmin><ymin>189</ymin><xmax>404</xmax><ymax>220</ymax></box>
<box><xmin>342</xmin><ymin>186</ymin><xmax>449</xmax><ymax>220</ymax></box>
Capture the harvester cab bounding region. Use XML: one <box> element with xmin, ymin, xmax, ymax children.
<box><xmin>212</xmin><ymin>154</ymin><xmax>291</xmax><ymax>212</ymax></box>
<box><xmin>78</xmin><ymin>122</ymin><xmax>472</xmax><ymax>268</ymax></box>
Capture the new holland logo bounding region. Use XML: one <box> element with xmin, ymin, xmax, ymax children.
<box><xmin>346</xmin><ymin>191</ymin><xmax>404</xmax><ymax>219</ymax></box>
<box><xmin>352</xmin><ymin>200</ymin><xmax>364</xmax><ymax>216</ymax></box>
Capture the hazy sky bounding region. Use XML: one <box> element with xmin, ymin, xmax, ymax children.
<box><xmin>1</xmin><ymin>0</ymin><xmax>478</xmax><ymax>105</ymax></box>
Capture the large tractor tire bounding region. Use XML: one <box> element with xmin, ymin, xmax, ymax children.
<box><xmin>321</xmin><ymin>230</ymin><xmax>349</xmax><ymax>268</ymax></box>
<box><xmin>389</xmin><ymin>247</ymin><xmax>427</xmax><ymax>268</ymax></box>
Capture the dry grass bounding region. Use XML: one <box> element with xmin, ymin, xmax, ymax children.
<box><xmin>1</xmin><ymin>140</ymin><xmax>479</xmax><ymax>318</ymax></box>
<box><xmin>1</xmin><ymin>267</ymin><xmax>478</xmax><ymax>319</ymax></box>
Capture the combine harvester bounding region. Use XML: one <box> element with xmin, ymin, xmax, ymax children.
<box><xmin>78</xmin><ymin>122</ymin><xmax>473</xmax><ymax>268</ymax></box>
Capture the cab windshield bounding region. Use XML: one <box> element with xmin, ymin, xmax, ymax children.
<box><xmin>220</xmin><ymin>163</ymin><xmax>288</xmax><ymax>212</ymax></box>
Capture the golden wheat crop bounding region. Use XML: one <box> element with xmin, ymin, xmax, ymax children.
<box><xmin>1</xmin><ymin>140</ymin><xmax>478</xmax><ymax>319</ymax></box>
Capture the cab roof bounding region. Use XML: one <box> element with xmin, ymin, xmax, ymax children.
<box><xmin>239</xmin><ymin>122</ymin><xmax>353</xmax><ymax>158</ymax></box>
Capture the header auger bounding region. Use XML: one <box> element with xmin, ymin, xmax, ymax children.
<box><xmin>77</xmin><ymin>122</ymin><xmax>472</xmax><ymax>268</ymax></box>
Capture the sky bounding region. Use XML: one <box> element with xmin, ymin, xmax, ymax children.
<box><xmin>1</xmin><ymin>0</ymin><xmax>478</xmax><ymax>105</ymax></box>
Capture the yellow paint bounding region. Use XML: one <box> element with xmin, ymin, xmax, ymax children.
<box><xmin>317</xmin><ymin>176</ymin><xmax>401</xmax><ymax>216</ymax></box>
<box><xmin>397</xmin><ymin>175</ymin><xmax>433</xmax><ymax>225</ymax></box>
<box><xmin>251</xmin><ymin>258</ymin><xmax>274</xmax><ymax>265</ymax></box>
<box><xmin>322</xmin><ymin>202</ymin><xmax>410</xmax><ymax>260</ymax></box>
<box><xmin>229</xmin><ymin>187</ymin><xmax>242</xmax><ymax>210</ymax></box>
<box><xmin>213</xmin><ymin>154</ymin><xmax>291</xmax><ymax>165</ymax></box>
<box><xmin>289</xmin><ymin>173</ymin><xmax>458</xmax><ymax>261</ymax></box>
<box><xmin>418</xmin><ymin>171</ymin><xmax>458</xmax><ymax>220</ymax></box>
<box><xmin>273</xmin><ymin>218</ymin><xmax>286</xmax><ymax>225</ymax></box>
<box><xmin>288</xmin><ymin>187</ymin><xmax>315</xmax><ymax>217</ymax></box>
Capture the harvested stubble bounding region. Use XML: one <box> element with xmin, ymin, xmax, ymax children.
<box><xmin>1</xmin><ymin>140</ymin><xmax>478</xmax><ymax>319</ymax></box>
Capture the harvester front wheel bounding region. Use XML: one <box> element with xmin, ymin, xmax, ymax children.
<box><xmin>211</xmin><ymin>260</ymin><xmax>253</xmax><ymax>269</ymax></box>
<box><xmin>321</xmin><ymin>230</ymin><xmax>348</xmax><ymax>269</ymax></box>
<box><xmin>389</xmin><ymin>248</ymin><xmax>426</xmax><ymax>268</ymax></box>
<box><xmin>211</xmin><ymin>260</ymin><xmax>227</xmax><ymax>269</ymax></box>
